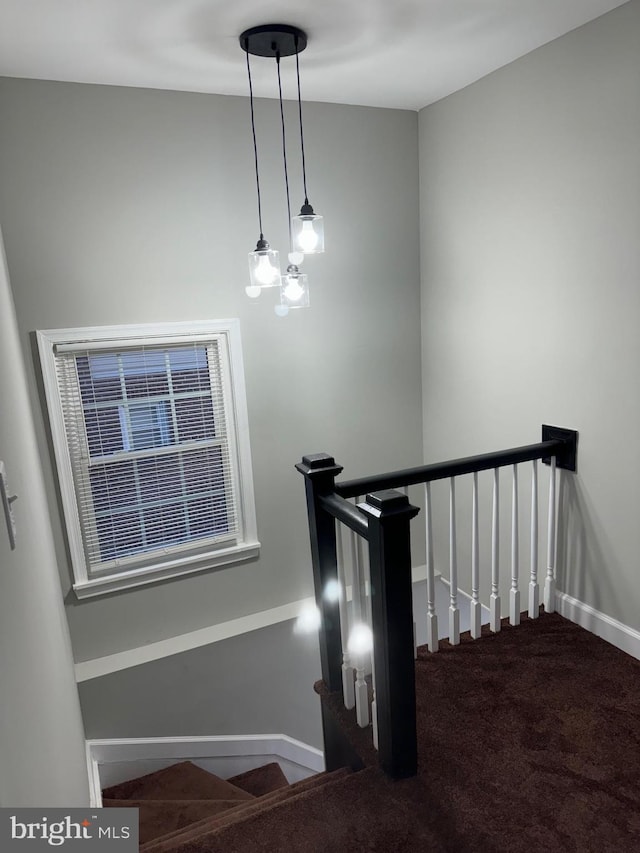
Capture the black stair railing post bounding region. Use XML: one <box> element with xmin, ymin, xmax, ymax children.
<box><xmin>360</xmin><ymin>489</ymin><xmax>420</xmax><ymax>779</ymax></box>
<box><xmin>296</xmin><ymin>453</ymin><xmax>344</xmax><ymax>694</ymax></box>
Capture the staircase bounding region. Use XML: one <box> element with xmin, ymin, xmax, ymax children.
<box><xmin>100</xmin><ymin>433</ymin><xmax>640</xmax><ymax>850</ymax></box>
<box><xmin>104</xmin><ymin>613</ymin><xmax>640</xmax><ymax>852</ymax></box>
<box><xmin>103</xmin><ymin>760</ymin><xmax>363</xmax><ymax>851</ymax></box>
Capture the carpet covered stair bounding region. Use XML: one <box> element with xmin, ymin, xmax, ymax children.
<box><xmin>103</xmin><ymin>798</ymin><xmax>244</xmax><ymax>844</ymax></box>
<box><xmin>104</xmin><ymin>613</ymin><xmax>640</xmax><ymax>852</ymax></box>
<box><xmin>103</xmin><ymin>760</ymin><xmax>358</xmax><ymax>851</ymax></box>
<box><xmin>141</xmin><ymin>766</ymin><xmax>357</xmax><ymax>853</ymax></box>
<box><xmin>103</xmin><ymin>761</ymin><xmax>259</xmax><ymax>845</ymax></box>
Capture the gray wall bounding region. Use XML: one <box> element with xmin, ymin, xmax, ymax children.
<box><xmin>0</xmin><ymin>232</ymin><xmax>89</xmax><ymax>806</ymax></box>
<box><xmin>0</xmin><ymin>79</ymin><xmax>423</xmax><ymax>669</ymax></box>
<box><xmin>419</xmin><ymin>1</ymin><xmax>640</xmax><ymax>627</ymax></box>
<box><xmin>78</xmin><ymin>618</ymin><xmax>324</xmax><ymax>748</ymax></box>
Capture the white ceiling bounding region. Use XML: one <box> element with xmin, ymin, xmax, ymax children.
<box><xmin>0</xmin><ymin>0</ymin><xmax>630</xmax><ymax>110</ymax></box>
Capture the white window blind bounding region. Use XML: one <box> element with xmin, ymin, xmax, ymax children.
<box><xmin>38</xmin><ymin>321</ymin><xmax>259</xmax><ymax>598</ymax></box>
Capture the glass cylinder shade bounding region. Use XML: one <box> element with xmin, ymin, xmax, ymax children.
<box><xmin>248</xmin><ymin>246</ymin><xmax>281</xmax><ymax>288</ymax></box>
<box><xmin>281</xmin><ymin>270</ymin><xmax>310</xmax><ymax>309</ymax></box>
<box><xmin>291</xmin><ymin>213</ymin><xmax>324</xmax><ymax>255</ymax></box>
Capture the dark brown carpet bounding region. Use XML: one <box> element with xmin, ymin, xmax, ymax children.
<box><xmin>317</xmin><ymin>611</ymin><xmax>640</xmax><ymax>852</ymax></box>
<box><xmin>105</xmin><ymin>613</ymin><xmax>640</xmax><ymax>852</ymax></box>
<box><xmin>102</xmin><ymin>798</ymin><xmax>243</xmax><ymax>845</ymax></box>
<box><xmin>155</xmin><ymin>766</ymin><xmax>447</xmax><ymax>853</ymax></box>
<box><xmin>411</xmin><ymin>611</ymin><xmax>640</xmax><ymax>852</ymax></box>
<box><xmin>140</xmin><ymin>768</ymin><xmax>353</xmax><ymax>853</ymax></box>
<box><xmin>102</xmin><ymin>761</ymin><xmax>257</xmax><ymax>844</ymax></box>
<box><xmin>103</xmin><ymin>761</ymin><xmax>253</xmax><ymax>802</ymax></box>
<box><xmin>227</xmin><ymin>762</ymin><xmax>289</xmax><ymax>796</ymax></box>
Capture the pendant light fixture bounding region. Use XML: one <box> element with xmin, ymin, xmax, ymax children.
<box><xmin>274</xmin><ymin>35</ymin><xmax>310</xmax><ymax>315</ymax></box>
<box><xmin>240</xmin><ymin>24</ymin><xmax>322</xmax><ymax>313</ymax></box>
<box><xmin>243</xmin><ymin>34</ymin><xmax>281</xmax><ymax>296</ymax></box>
<box><xmin>291</xmin><ymin>42</ymin><xmax>324</xmax><ymax>256</ymax></box>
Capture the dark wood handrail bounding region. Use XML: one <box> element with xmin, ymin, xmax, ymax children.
<box><xmin>336</xmin><ymin>438</ymin><xmax>570</xmax><ymax>499</ymax></box>
<box><xmin>319</xmin><ymin>493</ymin><xmax>368</xmax><ymax>537</ymax></box>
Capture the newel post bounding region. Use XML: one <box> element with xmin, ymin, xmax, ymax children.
<box><xmin>296</xmin><ymin>453</ymin><xmax>344</xmax><ymax>694</ymax></box>
<box><xmin>360</xmin><ymin>490</ymin><xmax>420</xmax><ymax>779</ymax></box>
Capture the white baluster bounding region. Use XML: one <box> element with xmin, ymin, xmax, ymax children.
<box><xmin>361</xmin><ymin>534</ymin><xmax>377</xmax><ymax>745</ymax></box>
<box><xmin>371</xmin><ymin>656</ymin><xmax>379</xmax><ymax>750</ymax></box>
<box><xmin>402</xmin><ymin>486</ymin><xmax>418</xmax><ymax>658</ymax></box>
<box><xmin>490</xmin><ymin>468</ymin><xmax>501</xmax><ymax>632</ymax></box>
<box><xmin>470</xmin><ymin>472</ymin><xmax>482</xmax><ymax>639</ymax></box>
<box><xmin>353</xmin><ymin>654</ymin><xmax>369</xmax><ymax>727</ymax></box>
<box><xmin>350</xmin><ymin>525</ymin><xmax>370</xmax><ymax>728</ymax></box>
<box><xmin>335</xmin><ymin>521</ymin><xmax>355</xmax><ymax>709</ymax></box>
<box><xmin>402</xmin><ymin>486</ymin><xmax>418</xmax><ymax>656</ymax></box>
<box><xmin>355</xmin><ymin>528</ymin><xmax>370</xmax><ymax>627</ymax></box>
<box><xmin>425</xmin><ymin>482</ymin><xmax>439</xmax><ymax>651</ymax></box>
<box><xmin>449</xmin><ymin>478</ymin><xmax>460</xmax><ymax>645</ymax></box>
<box><xmin>354</xmin><ymin>501</ymin><xmax>372</xmax><ymax>660</ymax></box>
<box><xmin>510</xmin><ymin>465</ymin><xmax>520</xmax><ymax>626</ymax></box>
<box><xmin>544</xmin><ymin>456</ymin><xmax>557</xmax><ymax>613</ymax></box>
<box><xmin>349</xmin><ymin>528</ymin><xmax>363</xmax><ymax>622</ymax></box>
<box><xmin>529</xmin><ymin>460</ymin><xmax>540</xmax><ymax>618</ymax></box>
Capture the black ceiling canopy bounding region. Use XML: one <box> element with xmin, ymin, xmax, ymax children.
<box><xmin>239</xmin><ymin>24</ymin><xmax>307</xmax><ymax>58</ymax></box>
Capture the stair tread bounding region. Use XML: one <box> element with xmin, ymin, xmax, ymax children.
<box><xmin>139</xmin><ymin>767</ymin><xmax>352</xmax><ymax>853</ymax></box>
<box><xmin>143</xmin><ymin>766</ymin><xmax>447</xmax><ymax>853</ymax></box>
<box><xmin>102</xmin><ymin>761</ymin><xmax>254</xmax><ymax>803</ymax></box>
<box><xmin>226</xmin><ymin>762</ymin><xmax>289</xmax><ymax>796</ymax></box>
<box><xmin>102</xmin><ymin>799</ymin><xmax>243</xmax><ymax>846</ymax></box>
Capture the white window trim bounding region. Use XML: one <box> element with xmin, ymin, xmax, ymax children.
<box><xmin>37</xmin><ymin>319</ymin><xmax>259</xmax><ymax>599</ymax></box>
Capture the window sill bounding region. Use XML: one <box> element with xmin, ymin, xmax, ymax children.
<box><xmin>72</xmin><ymin>541</ymin><xmax>261</xmax><ymax>599</ymax></box>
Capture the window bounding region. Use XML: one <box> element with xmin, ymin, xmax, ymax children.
<box><xmin>37</xmin><ymin>320</ymin><xmax>259</xmax><ymax>598</ymax></box>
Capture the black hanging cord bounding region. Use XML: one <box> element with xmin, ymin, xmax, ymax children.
<box><xmin>276</xmin><ymin>53</ymin><xmax>293</xmax><ymax>253</ymax></box>
<box><xmin>295</xmin><ymin>42</ymin><xmax>309</xmax><ymax>206</ymax></box>
<box><xmin>245</xmin><ymin>43</ymin><xmax>264</xmax><ymax>240</ymax></box>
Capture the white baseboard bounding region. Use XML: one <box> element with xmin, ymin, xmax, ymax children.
<box><xmin>75</xmin><ymin>599</ymin><xmax>318</xmax><ymax>683</ymax></box>
<box><xmin>86</xmin><ymin>735</ymin><xmax>325</xmax><ymax>808</ymax></box>
<box><xmin>555</xmin><ymin>591</ymin><xmax>640</xmax><ymax>661</ymax></box>
<box><xmin>77</xmin><ymin>567</ymin><xmax>436</xmax><ymax>683</ymax></box>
